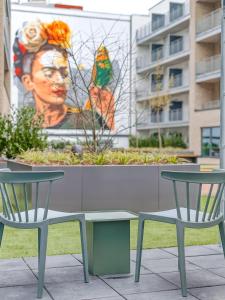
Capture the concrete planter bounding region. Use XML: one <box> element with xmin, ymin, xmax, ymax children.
<box><xmin>7</xmin><ymin>161</ymin><xmax>199</xmax><ymax>212</ymax></box>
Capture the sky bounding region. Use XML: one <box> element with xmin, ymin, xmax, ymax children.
<box><xmin>48</xmin><ymin>0</ymin><xmax>160</xmax><ymax>15</ymax></box>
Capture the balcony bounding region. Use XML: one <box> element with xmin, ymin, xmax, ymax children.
<box><xmin>137</xmin><ymin>108</ymin><xmax>188</xmax><ymax>130</ymax></box>
<box><xmin>151</xmin><ymin>47</ymin><xmax>164</xmax><ymax>62</ymax></box>
<box><xmin>169</xmin><ymin>74</ymin><xmax>183</xmax><ymax>88</ymax></box>
<box><xmin>170</xmin><ymin>5</ymin><xmax>184</xmax><ymax>22</ymax></box>
<box><xmin>196</xmin><ymin>8</ymin><xmax>221</xmax><ymax>43</ymax></box>
<box><xmin>169</xmin><ymin>108</ymin><xmax>183</xmax><ymax>121</ymax></box>
<box><xmin>136</xmin><ymin>1</ymin><xmax>190</xmax><ymax>44</ymax></box>
<box><xmin>136</xmin><ymin>42</ymin><xmax>189</xmax><ymax>74</ymax></box>
<box><xmin>195</xmin><ymin>100</ymin><xmax>220</xmax><ymax>111</ymax></box>
<box><xmin>170</xmin><ymin>38</ymin><xmax>183</xmax><ymax>55</ymax></box>
<box><xmin>136</xmin><ymin>84</ymin><xmax>189</xmax><ymax>103</ymax></box>
<box><xmin>196</xmin><ymin>55</ymin><xmax>221</xmax><ymax>83</ymax></box>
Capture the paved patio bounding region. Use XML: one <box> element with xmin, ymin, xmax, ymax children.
<box><xmin>1</xmin><ymin>245</ymin><xmax>225</xmax><ymax>299</ymax></box>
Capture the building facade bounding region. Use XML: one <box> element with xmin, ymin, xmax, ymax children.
<box><xmin>0</xmin><ymin>0</ymin><xmax>11</xmax><ymax>114</ymax></box>
<box><xmin>134</xmin><ymin>0</ymin><xmax>221</xmax><ymax>158</ymax></box>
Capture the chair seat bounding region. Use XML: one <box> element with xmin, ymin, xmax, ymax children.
<box><xmin>141</xmin><ymin>207</ymin><xmax>209</xmax><ymax>223</ymax></box>
<box><xmin>0</xmin><ymin>208</ymin><xmax>83</xmax><ymax>224</ymax></box>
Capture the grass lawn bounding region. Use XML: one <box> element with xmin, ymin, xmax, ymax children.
<box><xmin>0</xmin><ymin>196</ymin><xmax>220</xmax><ymax>259</ymax></box>
<box><xmin>0</xmin><ymin>219</ymin><xmax>218</xmax><ymax>259</ymax></box>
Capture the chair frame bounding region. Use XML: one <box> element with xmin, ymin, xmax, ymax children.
<box><xmin>135</xmin><ymin>171</ymin><xmax>225</xmax><ymax>297</ymax></box>
<box><xmin>0</xmin><ymin>170</ymin><xmax>89</xmax><ymax>298</ymax></box>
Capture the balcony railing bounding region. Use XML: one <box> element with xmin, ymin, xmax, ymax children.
<box><xmin>196</xmin><ymin>55</ymin><xmax>221</xmax><ymax>76</ymax></box>
<box><xmin>151</xmin><ymin>82</ymin><xmax>164</xmax><ymax>92</ymax></box>
<box><xmin>152</xmin><ymin>18</ymin><xmax>165</xmax><ymax>32</ymax></box>
<box><xmin>136</xmin><ymin>1</ymin><xmax>189</xmax><ymax>43</ymax></box>
<box><xmin>136</xmin><ymin>56</ymin><xmax>150</xmax><ymax>71</ymax></box>
<box><xmin>196</xmin><ymin>8</ymin><xmax>221</xmax><ymax>35</ymax></box>
<box><xmin>137</xmin><ymin>43</ymin><xmax>187</xmax><ymax>72</ymax></box>
<box><xmin>152</xmin><ymin>47</ymin><xmax>164</xmax><ymax>62</ymax></box>
<box><xmin>169</xmin><ymin>108</ymin><xmax>183</xmax><ymax>121</ymax></box>
<box><xmin>170</xmin><ymin>74</ymin><xmax>183</xmax><ymax>88</ymax></box>
<box><xmin>151</xmin><ymin>112</ymin><xmax>163</xmax><ymax>123</ymax></box>
<box><xmin>137</xmin><ymin>109</ymin><xmax>186</xmax><ymax>128</ymax></box>
<box><xmin>170</xmin><ymin>6</ymin><xmax>184</xmax><ymax>22</ymax></box>
<box><xmin>170</xmin><ymin>38</ymin><xmax>183</xmax><ymax>55</ymax></box>
<box><xmin>195</xmin><ymin>100</ymin><xmax>220</xmax><ymax>111</ymax></box>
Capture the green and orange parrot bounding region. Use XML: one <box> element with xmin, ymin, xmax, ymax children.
<box><xmin>91</xmin><ymin>44</ymin><xmax>113</xmax><ymax>88</ymax></box>
<box><xmin>84</xmin><ymin>44</ymin><xmax>115</xmax><ymax>130</ymax></box>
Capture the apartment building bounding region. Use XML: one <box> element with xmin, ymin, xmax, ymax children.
<box><xmin>0</xmin><ymin>0</ymin><xmax>10</xmax><ymax>114</ymax></box>
<box><xmin>134</xmin><ymin>0</ymin><xmax>221</xmax><ymax>158</ymax></box>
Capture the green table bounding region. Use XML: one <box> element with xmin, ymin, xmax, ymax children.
<box><xmin>85</xmin><ymin>211</ymin><xmax>137</xmax><ymax>276</ymax></box>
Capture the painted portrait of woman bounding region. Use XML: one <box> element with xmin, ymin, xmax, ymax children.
<box><xmin>13</xmin><ymin>19</ymin><xmax>115</xmax><ymax>130</ymax></box>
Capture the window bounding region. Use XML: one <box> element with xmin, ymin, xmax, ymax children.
<box><xmin>151</xmin><ymin>74</ymin><xmax>164</xmax><ymax>92</ymax></box>
<box><xmin>170</xmin><ymin>35</ymin><xmax>183</xmax><ymax>55</ymax></box>
<box><xmin>169</xmin><ymin>101</ymin><xmax>183</xmax><ymax>121</ymax></box>
<box><xmin>170</xmin><ymin>3</ymin><xmax>184</xmax><ymax>22</ymax></box>
<box><xmin>151</xmin><ymin>44</ymin><xmax>164</xmax><ymax>62</ymax></box>
<box><xmin>152</xmin><ymin>14</ymin><xmax>165</xmax><ymax>32</ymax></box>
<box><xmin>169</xmin><ymin>69</ymin><xmax>183</xmax><ymax>87</ymax></box>
<box><xmin>201</xmin><ymin>127</ymin><xmax>220</xmax><ymax>157</ymax></box>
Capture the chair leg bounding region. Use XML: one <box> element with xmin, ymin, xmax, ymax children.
<box><xmin>176</xmin><ymin>223</ymin><xmax>187</xmax><ymax>297</ymax></box>
<box><xmin>219</xmin><ymin>221</ymin><xmax>225</xmax><ymax>258</ymax></box>
<box><xmin>0</xmin><ymin>223</ymin><xmax>4</xmax><ymax>247</ymax></box>
<box><xmin>37</xmin><ymin>225</ymin><xmax>48</xmax><ymax>299</ymax></box>
<box><xmin>135</xmin><ymin>216</ymin><xmax>145</xmax><ymax>282</ymax></box>
<box><xmin>79</xmin><ymin>219</ymin><xmax>89</xmax><ymax>283</ymax></box>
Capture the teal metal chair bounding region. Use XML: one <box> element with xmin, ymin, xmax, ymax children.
<box><xmin>0</xmin><ymin>170</ymin><xmax>89</xmax><ymax>298</ymax></box>
<box><xmin>135</xmin><ymin>171</ymin><xmax>225</xmax><ymax>297</ymax></box>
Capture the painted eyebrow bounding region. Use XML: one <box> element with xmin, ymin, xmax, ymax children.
<box><xmin>42</xmin><ymin>67</ymin><xmax>68</xmax><ymax>71</ymax></box>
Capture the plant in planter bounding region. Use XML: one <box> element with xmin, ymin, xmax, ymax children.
<box><xmin>8</xmin><ymin>149</ymin><xmax>199</xmax><ymax>213</ymax></box>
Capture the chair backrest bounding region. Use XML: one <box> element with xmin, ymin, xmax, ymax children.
<box><xmin>161</xmin><ymin>171</ymin><xmax>225</xmax><ymax>223</ymax></box>
<box><xmin>0</xmin><ymin>171</ymin><xmax>64</xmax><ymax>223</ymax></box>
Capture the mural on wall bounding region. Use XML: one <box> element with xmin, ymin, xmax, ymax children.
<box><xmin>13</xmin><ymin>19</ymin><xmax>116</xmax><ymax>130</ymax></box>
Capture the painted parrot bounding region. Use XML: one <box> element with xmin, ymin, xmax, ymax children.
<box><xmin>84</xmin><ymin>44</ymin><xmax>115</xmax><ymax>130</ymax></box>
<box><xmin>91</xmin><ymin>44</ymin><xmax>113</xmax><ymax>88</ymax></box>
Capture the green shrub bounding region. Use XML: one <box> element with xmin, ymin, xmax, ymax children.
<box><xmin>0</xmin><ymin>107</ymin><xmax>47</xmax><ymax>158</ymax></box>
<box><xmin>129</xmin><ymin>133</ymin><xmax>186</xmax><ymax>149</ymax></box>
<box><xmin>164</xmin><ymin>133</ymin><xmax>187</xmax><ymax>149</ymax></box>
<box><xmin>50</xmin><ymin>140</ymin><xmax>72</xmax><ymax>150</ymax></box>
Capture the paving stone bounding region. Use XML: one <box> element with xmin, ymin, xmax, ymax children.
<box><xmin>24</xmin><ymin>254</ymin><xmax>81</xmax><ymax>269</ymax></box>
<box><xmin>0</xmin><ymin>269</ymin><xmax>37</xmax><ymax>287</ymax></box>
<box><xmin>160</xmin><ymin>269</ymin><xmax>225</xmax><ymax>288</ymax></box>
<box><xmin>187</xmin><ymin>254</ymin><xmax>225</xmax><ymax>269</ymax></box>
<box><xmin>163</xmin><ymin>245</ymin><xmax>219</xmax><ymax>257</ymax></box>
<box><xmin>142</xmin><ymin>258</ymin><xmax>200</xmax><ymax>273</ymax></box>
<box><xmin>91</xmin><ymin>297</ymin><xmax>124</xmax><ymax>300</ymax></box>
<box><xmin>103</xmin><ymin>273</ymin><xmax>176</xmax><ymax>295</ymax></box>
<box><xmin>130</xmin><ymin>249</ymin><xmax>175</xmax><ymax>261</ymax></box>
<box><xmin>130</xmin><ymin>261</ymin><xmax>152</xmax><ymax>275</ymax></box>
<box><xmin>125</xmin><ymin>289</ymin><xmax>198</xmax><ymax>300</ymax></box>
<box><xmin>0</xmin><ymin>285</ymin><xmax>51</xmax><ymax>299</ymax></box>
<box><xmin>46</xmin><ymin>278</ymin><xmax>118</xmax><ymax>300</ymax></box>
<box><xmin>208</xmin><ymin>267</ymin><xmax>225</xmax><ymax>279</ymax></box>
<box><xmin>204</xmin><ymin>244</ymin><xmax>223</xmax><ymax>253</ymax></box>
<box><xmin>0</xmin><ymin>258</ymin><xmax>28</xmax><ymax>271</ymax></box>
<box><xmin>33</xmin><ymin>266</ymin><xmax>93</xmax><ymax>283</ymax></box>
<box><xmin>72</xmin><ymin>254</ymin><xmax>82</xmax><ymax>263</ymax></box>
<box><xmin>190</xmin><ymin>285</ymin><xmax>225</xmax><ymax>300</ymax></box>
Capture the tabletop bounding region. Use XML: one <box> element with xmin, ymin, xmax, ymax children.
<box><xmin>85</xmin><ymin>211</ymin><xmax>138</xmax><ymax>222</ymax></box>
